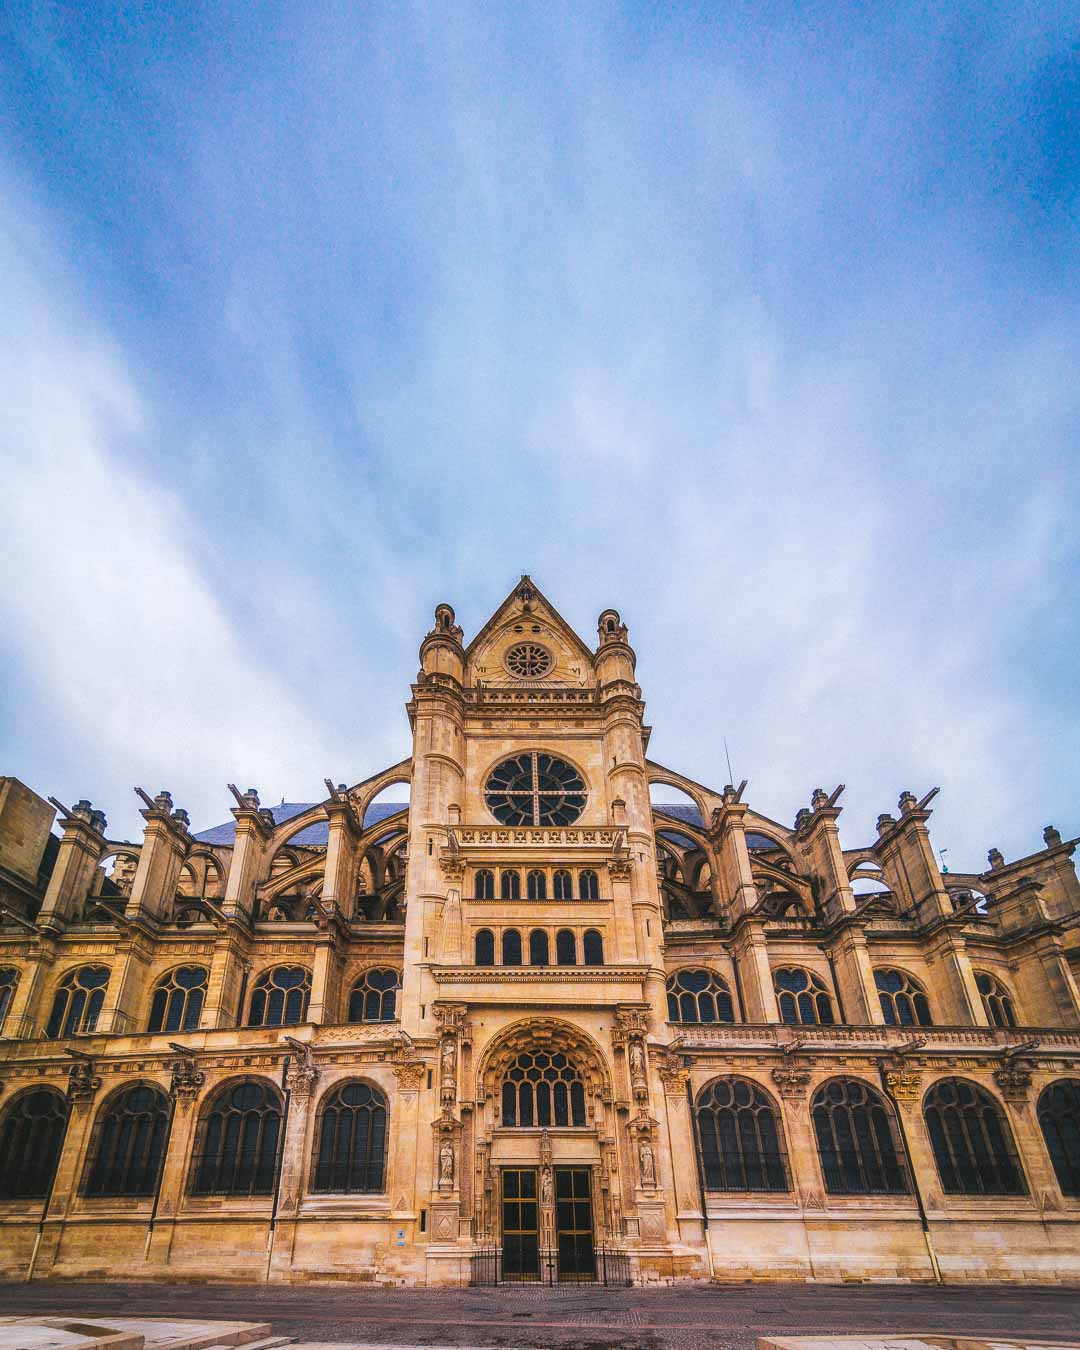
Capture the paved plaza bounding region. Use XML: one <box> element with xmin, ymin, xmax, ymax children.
<box><xmin>1</xmin><ymin>1282</ymin><xmax>1079</xmax><ymax>1350</ymax></box>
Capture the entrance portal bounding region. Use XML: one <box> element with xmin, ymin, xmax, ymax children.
<box><xmin>499</xmin><ymin>1166</ymin><xmax>596</xmax><ymax>1281</ymax></box>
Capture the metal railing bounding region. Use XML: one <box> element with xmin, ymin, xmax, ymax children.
<box><xmin>469</xmin><ymin>1245</ymin><xmax>631</xmax><ymax>1287</ymax></box>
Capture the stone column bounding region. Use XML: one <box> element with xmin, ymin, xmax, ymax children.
<box><xmin>146</xmin><ymin>1052</ymin><xmax>206</xmax><ymax>1267</ymax></box>
<box><xmin>221</xmin><ymin>788</ymin><xmax>275</xmax><ymax>924</ymax></box>
<box><xmin>269</xmin><ymin>1049</ymin><xmax>320</xmax><ymax>1279</ymax></box>
<box><xmin>731</xmin><ymin>920</ymin><xmax>778</xmax><ymax>1022</ymax></box>
<box><xmin>30</xmin><ymin>1058</ymin><xmax>103</xmax><ymax>1277</ymax></box>
<box><xmin>201</xmin><ymin>937</ymin><xmax>249</xmax><ymax>1030</ymax></box>
<box><xmin>125</xmin><ymin>790</ymin><xmax>192</xmax><ymax>925</ymax></box>
<box><xmin>826</xmin><ymin>924</ymin><xmax>882</xmax><ymax>1024</ymax></box>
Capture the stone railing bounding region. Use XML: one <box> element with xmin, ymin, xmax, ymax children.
<box><xmin>670</xmin><ymin>1023</ymin><xmax>1080</xmax><ymax>1056</ymax></box>
<box><xmin>456</xmin><ymin>826</ymin><xmax>618</xmax><ymax>848</ymax></box>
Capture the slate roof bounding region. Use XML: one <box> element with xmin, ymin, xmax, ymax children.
<box><xmin>193</xmin><ymin>801</ymin><xmax>407</xmax><ymax>849</ymax></box>
<box><xmin>193</xmin><ymin>801</ymin><xmax>706</xmax><ymax>847</ymax></box>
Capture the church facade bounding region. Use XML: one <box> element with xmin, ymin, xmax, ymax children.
<box><xmin>1</xmin><ymin>577</ymin><xmax>1079</xmax><ymax>1286</ymax></box>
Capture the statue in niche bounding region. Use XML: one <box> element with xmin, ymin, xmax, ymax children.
<box><xmin>441</xmin><ymin>1039</ymin><xmax>457</xmax><ymax>1079</ymax></box>
<box><xmin>439</xmin><ymin>1140</ymin><xmax>455</xmax><ymax>1186</ymax></box>
<box><xmin>638</xmin><ymin>1137</ymin><xmax>656</xmax><ymax>1188</ymax></box>
<box><xmin>541</xmin><ymin>1166</ymin><xmax>553</xmax><ymax>1205</ymax></box>
<box><xmin>629</xmin><ymin>1041</ymin><xmax>646</xmax><ymax>1079</ymax></box>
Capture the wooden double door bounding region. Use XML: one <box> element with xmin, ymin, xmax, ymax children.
<box><xmin>501</xmin><ymin>1166</ymin><xmax>595</xmax><ymax>1280</ymax></box>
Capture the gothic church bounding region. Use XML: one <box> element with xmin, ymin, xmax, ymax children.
<box><xmin>0</xmin><ymin>578</ymin><xmax>1078</xmax><ymax>1285</ymax></box>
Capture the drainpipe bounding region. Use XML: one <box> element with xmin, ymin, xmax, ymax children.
<box><xmin>684</xmin><ymin>1064</ymin><xmax>715</xmax><ymax>1280</ymax></box>
<box><xmin>877</xmin><ymin>1060</ymin><xmax>943</xmax><ymax>1285</ymax></box>
<box><xmin>264</xmin><ymin>1054</ymin><xmax>292</xmax><ymax>1282</ymax></box>
<box><xmin>25</xmin><ymin>1101</ymin><xmax>73</xmax><ymax>1282</ymax></box>
<box><xmin>143</xmin><ymin>1095</ymin><xmax>178</xmax><ymax>1259</ymax></box>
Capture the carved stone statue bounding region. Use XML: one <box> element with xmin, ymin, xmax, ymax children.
<box><xmin>629</xmin><ymin>1041</ymin><xmax>646</xmax><ymax>1079</ymax></box>
<box><xmin>441</xmin><ymin>1038</ymin><xmax>456</xmax><ymax>1079</ymax></box>
<box><xmin>541</xmin><ymin>1166</ymin><xmax>553</xmax><ymax>1205</ymax></box>
<box><xmin>439</xmin><ymin>1139</ymin><xmax>455</xmax><ymax>1186</ymax></box>
<box><xmin>638</xmin><ymin>1138</ymin><xmax>656</xmax><ymax>1188</ymax></box>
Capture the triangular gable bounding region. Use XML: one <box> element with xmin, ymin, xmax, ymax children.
<box><xmin>464</xmin><ymin>575</ymin><xmax>595</xmax><ymax>685</ymax></box>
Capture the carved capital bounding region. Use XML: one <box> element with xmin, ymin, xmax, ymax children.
<box><xmin>883</xmin><ymin>1069</ymin><xmax>922</xmax><ymax>1103</ymax></box>
<box><xmin>994</xmin><ymin>1065</ymin><xmax>1032</xmax><ymax>1103</ymax></box>
<box><xmin>392</xmin><ymin>1060</ymin><xmax>425</xmax><ymax>1091</ymax></box>
<box><xmin>66</xmin><ymin>1060</ymin><xmax>101</xmax><ymax>1105</ymax></box>
<box><xmin>613</xmin><ymin>1004</ymin><xmax>650</xmax><ymax>1044</ymax></box>
<box><xmin>287</xmin><ymin>1063</ymin><xmax>319</xmax><ymax>1099</ymax></box>
<box><xmin>771</xmin><ymin>1067</ymin><xmax>812</xmax><ymax>1099</ymax></box>
<box><xmin>170</xmin><ymin>1055</ymin><xmax>205</xmax><ymax>1100</ymax></box>
<box><xmin>658</xmin><ymin>1065</ymin><xmax>690</xmax><ymax>1096</ymax></box>
<box><xmin>606</xmin><ymin>856</ymin><xmax>633</xmax><ymax>880</ymax></box>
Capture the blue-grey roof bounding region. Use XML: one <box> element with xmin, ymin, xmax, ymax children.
<box><xmin>193</xmin><ymin>801</ymin><xmax>407</xmax><ymax>848</ymax></box>
<box><xmin>652</xmin><ymin>802</ymin><xmax>705</xmax><ymax>828</ymax></box>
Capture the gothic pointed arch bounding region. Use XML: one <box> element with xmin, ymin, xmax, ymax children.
<box><xmin>476</xmin><ymin>1017</ymin><xmax>613</xmax><ymax>1112</ymax></box>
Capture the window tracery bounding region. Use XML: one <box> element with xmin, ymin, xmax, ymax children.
<box><xmin>191</xmin><ymin>1080</ymin><xmax>282</xmax><ymax>1196</ymax></box>
<box><xmin>579</xmin><ymin>869</ymin><xmax>599</xmax><ymax>900</ymax></box>
<box><xmin>347</xmin><ymin>968</ymin><xmax>400</xmax><ymax>1023</ymax></box>
<box><xmin>923</xmin><ymin>1078</ymin><xmax>1026</xmax><ymax>1195</ymax></box>
<box><xmin>1038</xmin><ymin>1079</ymin><xmax>1080</xmax><ymax>1198</ymax></box>
<box><xmin>811</xmin><ymin>1078</ymin><xmax>909</xmax><ymax>1195</ymax></box>
<box><xmin>874</xmin><ymin>968</ymin><xmax>932</xmax><ymax>1027</ymax></box>
<box><xmin>500</xmin><ymin>1050</ymin><xmax>587</xmax><ymax>1128</ymax></box>
<box><xmin>485</xmin><ymin>752</ymin><xmax>586</xmax><ymax>827</ymax></box>
<box><xmin>247</xmin><ymin>966</ymin><xmax>311</xmax><ymax>1027</ymax></box>
<box><xmin>0</xmin><ymin>966</ymin><xmax>17</xmax><ymax>1032</ymax></box>
<box><xmin>695</xmin><ymin>1078</ymin><xmax>788</xmax><ymax>1191</ymax></box>
<box><xmin>667</xmin><ymin>969</ymin><xmax>735</xmax><ymax>1024</ymax></box>
<box><xmin>505</xmin><ymin>642</ymin><xmax>552</xmax><ymax>678</ymax></box>
<box><xmin>46</xmin><ymin>965</ymin><xmax>110</xmax><ymax>1038</ymax></box>
<box><xmin>500</xmin><ymin>870</ymin><xmax>521</xmax><ymax>900</ymax></box>
<box><xmin>148</xmin><ymin>966</ymin><xmax>208</xmax><ymax>1034</ymax></box>
<box><xmin>0</xmin><ymin>1089</ymin><xmax>68</xmax><ymax>1200</ymax></box>
<box><xmin>552</xmin><ymin>869</ymin><xmax>572</xmax><ymax>900</ymax></box>
<box><xmin>475</xmin><ymin>869</ymin><xmax>495</xmax><ymax>899</ymax></box>
<box><xmin>975</xmin><ymin>972</ymin><xmax>1017</xmax><ymax>1028</ymax></box>
<box><xmin>312</xmin><ymin>1081</ymin><xmax>388</xmax><ymax>1193</ymax></box>
<box><xmin>84</xmin><ymin>1084</ymin><xmax>170</xmax><ymax>1197</ymax></box>
<box><xmin>526</xmin><ymin>869</ymin><xmax>547</xmax><ymax>900</ymax></box>
<box><xmin>774</xmin><ymin>967</ymin><xmax>834</xmax><ymax>1026</ymax></box>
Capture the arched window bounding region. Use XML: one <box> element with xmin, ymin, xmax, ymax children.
<box><xmin>0</xmin><ymin>1088</ymin><xmax>68</xmax><ymax>1199</ymax></box>
<box><xmin>348</xmin><ymin>968</ymin><xmax>400</xmax><ymax>1023</ymax></box>
<box><xmin>774</xmin><ymin>967</ymin><xmax>834</xmax><ymax>1026</ymax></box>
<box><xmin>247</xmin><ymin>966</ymin><xmax>311</xmax><ymax>1027</ymax></box>
<box><xmin>695</xmin><ymin>1078</ymin><xmax>788</xmax><ymax>1192</ymax></box>
<box><xmin>475</xmin><ymin>869</ymin><xmax>495</xmax><ymax>899</ymax></box>
<box><xmin>552</xmin><ymin>870</ymin><xmax>573</xmax><ymax>900</ymax></box>
<box><xmin>502</xmin><ymin>929</ymin><xmax>522</xmax><ymax>965</ymax></box>
<box><xmin>1038</xmin><ymin>1079</ymin><xmax>1080</xmax><ymax>1198</ymax></box>
<box><xmin>579</xmin><ymin>869</ymin><xmax>599</xmax><ymax>900</ymax></box>
<box><xmin>0</xmin><ymin>966</ymin><xmax>18</xmax><ymax>1032</ymax></box>
<box><xmin>475</xmin><ymin>929</ymin><xmax>495</xmax><ymax>965</ymax></box>
<box><xmin>527</xmin><ymin>869</ymin><xmax>547</xmax><ymax>901</ymax></box>
<box><xmin>975</xmin><ymin>972</ymin><xmax>1017</xmax><ymax>1028</ymax></box>
<box><xmin>667</xmin><ymin>969</ymin><xmax>735</xmax><ymax>1024</ymax></box>
<box><xmin>501</xmin><ymin>1050</ymin><xmax>587</xmax><ymax>1128</ymax></box>
<box><xmin>556</xmin><ymin>929</ymin><xmax>577</xmax><ymax>965</ymax></box>
<box><xmin>313</xmin><ymin>1081</ymin><xmax>388</xmax><ymax>1193</ymax></box>
<box><xmin>148</xmin><ymin>966</ymin><xmax>208</xmax><ymax>1034</ymax></box>
<box><xmin>84</xmin><ymin>1084</ymin><xmax>170</xmax><ymax>1197</ymax></box>
<box><xmin>46</xmin><ymin>965</ymin><xmax>110</xmax><ymax>1038</ymax></box>
<box><xmin>811</xmin><ymin>1078</ymin><xmax>909</xmax><ymax>1195</ymax></box>
<box><xmin>191</xmin><ymin>1079</ymin><xmax>282</xmax><ymax>1196</ymax></box>
<box><xmin>874</xmin><ymin>969</ymin><xmax>932</xmax><ymax>1027</ymax></box>
<box><xmin>582</xmin><ymin>930</ymin><xmax>604</xmax><ymax>965</ymax></box>
<box><xmin>923</xmin><ymin>1078</ymin><xmax>1026</xmax><ymax>1195</ymax></box>
<box><xmin>501</xmin><ymin>870</ymin><xmax>521</xmax><ymax>901</ymax></box>
<box><xmin>529</xmin><ymin>929</ymin><xmax>549</xmax><ymax>965</ymax></box>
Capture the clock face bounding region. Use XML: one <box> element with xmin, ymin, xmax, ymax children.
<box><xmin>504</xmin><ymin>642</ymin><xmax>553</xmax><ymax>679</ymax></box>
<box><xmin>485</xmin><ymin>752</ymin><xmax>586</xmax><ymax>826</ymax></box>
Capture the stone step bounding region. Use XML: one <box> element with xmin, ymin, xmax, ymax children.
<box><xmin>204</xmin><ymin>1340</ymin><xmax>293</xmax><ymax>1350</ymax></box>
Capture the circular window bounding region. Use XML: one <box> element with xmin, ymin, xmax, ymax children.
<box><xmin>485</xmin><ymin>752</ymin><xmax>586</xmax><ymax>826</ymax></box>
<box><xmin>505</xmin><ymin>642</ymin><xmax>552</xmax><ymax>679</ymax></box>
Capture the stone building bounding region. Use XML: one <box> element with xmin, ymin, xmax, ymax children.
<box><xmin>0</xmin><ymin>577</ymin><xmax>1078</xmax><ymax>1287</ymax></box>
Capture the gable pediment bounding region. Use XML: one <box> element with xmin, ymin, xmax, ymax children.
<box><xmin>464</xmin><ymin>576</ymin><xmax>595</xmax><ymax>687</ymax></box>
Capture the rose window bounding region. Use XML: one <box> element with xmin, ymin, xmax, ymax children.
<box><xmin>505</xmin><ymin>642</ymin><xmax>552</xmax><ymax>678</ymax></box>
<box><xmin>485</xmin><ymin>751</ymin><xmax>586</xmax><ymax>826</ymax></box>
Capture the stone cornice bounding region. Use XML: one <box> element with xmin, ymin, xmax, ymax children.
<box><xmin>455</xmin><ymin>826</ymin><xmax>618</xmax><ymax>848</ymax></box>
<box><xmin>671</xmin><ymin>1023</ymin><xmax>1080</xmax><ymax>1058</ymax></box>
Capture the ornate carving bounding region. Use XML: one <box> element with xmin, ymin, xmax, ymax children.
<box><xmin>802</xmin><ymin>1189</ymin><xmax>823</xmax><ymax>1210</ymax></box>
<box><xmin>771</xmin><ymin>1067</ymin><xmax>812</xmax><ymax>1099</ymax></box>
<box><xmin>638</xmin><ymin>1136</ymin><xmax>657</xmax><ymax>1188</ymax></box>
<box><xmin>993</xmin><ymin>1066</ymin><xmax>1032</xmax><ymax>1103</ymax></box>
<box><xmin>606</xmin><ymin>856</ymin><xmax>632</xmax><ymax>880</ymax></box>
<box><xmin>541</xmin><ymin>1166</ymin><xmax>553</xmax><ymax>1205</ymax></box>
<box><xmin>169</xmin><ymin>1050</ymin><xmax>205</xmax><ymax>1100</ymax></box>
<box><xmin>283</xmin><ymin>1035</ymin><xmax>319</xmax><ymax>1099</ymax></box>
<box><xmin>66</xmin><ymin>1056</ymin><xmax>101</xmax><ymax>1104</ymax></box>
<box><xmin>392</xmin><ymin>1060</ymin><xmax>425</xmax><ymax>1091</ymax></box>
<box><xmin>438</xmin><ymin>1138</ymin><xmax>455</xmax><ymax>1189</ymax></box>
<box><xmin>883</xmin><ymin>1069</ymin><xmax>922</xmax><ymax>1102</ymax></box>
<box><xmin>658</xmin><ymin>1065</ymin><xmax>690</xmax><ymax>1096</ymax></box>
<box><xmin>613</xmin><ymin>1005</ymin><xmax>651</xmax><ymax>1042</ymax></box>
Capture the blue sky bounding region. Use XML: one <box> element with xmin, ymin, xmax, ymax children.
<box><xmin>1</xmin><ymin>2</ymin><xmax>1077</xmax><ymax>866</ymax></box>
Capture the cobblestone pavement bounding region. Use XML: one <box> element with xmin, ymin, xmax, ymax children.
<box><xmin>1</xmin><ymin>1280</ymin><xmax>1079</xmax><ymax>1350</ymax></box>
